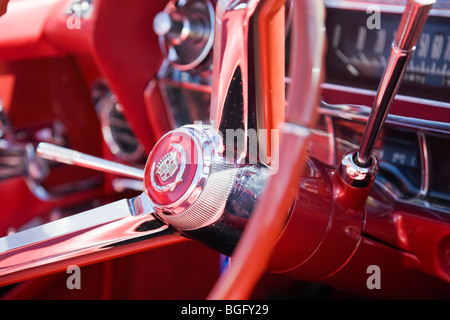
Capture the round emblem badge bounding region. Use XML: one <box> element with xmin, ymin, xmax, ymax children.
<box><xmin>144</xmin><ymin>129</ymin><xmax>200</xmax><ymax>208</ymax></box>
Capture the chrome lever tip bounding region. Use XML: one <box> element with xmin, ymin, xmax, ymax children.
<box><xmin>395</xmin><ymin>0</ymin><xmax>436</xmax><ymax>51</ymax></box>
<box><xmin>36</xmin><ymin>142</ymin><xmax>145</xmax><ymax>180</ymax></box>
<box><xmin>36</xmin><ymin>142</ymin><xmax>76</xmax><ymax>165</ymax></box>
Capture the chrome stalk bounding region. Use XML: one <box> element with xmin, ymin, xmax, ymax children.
<box><xmin>356</xmin><ymin>0</ymin><xmax>435</xmax><ymax>167</ymax></box>
<box><xmin>210</xmin><ymin>0</ymin><xmax>258</xmax><ymax>163</ymax></box>
<box><xmin>37</xmin><ymin>142</ymin><xmax>145</xmax><ymax>179</ymax></box>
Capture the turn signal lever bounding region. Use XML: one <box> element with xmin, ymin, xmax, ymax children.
<box><xmin>338</xmin><ymin>0</ymin><xmax>435</xmax><ymax>187</ymax></box>
<box><xmin>36</xmin><ymin>143</ymin><xmax>145</xmax><ymax>180</ymax></box>
<box><xmin>356</xmin><ymin>0</ymin><xmax>435</xmax><ymax>167</ymax></box>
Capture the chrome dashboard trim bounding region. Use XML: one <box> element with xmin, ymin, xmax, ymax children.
<box><xmin>417</xmin><ymin>132</ymin><xmax>430</xmax><ymax>198</ymax></box>
<box><xmin>324</xmin><ymin>115</ymin><xmax>337</xmax><ymax>165</ymax></box>
<box><xmin>321</xmin><ymin>83</ymin><xmax>450</xmax><ymax>111</ymax></box>
<box><xmin>324</xmin><ymin>0</ymin><xmax>450</xmax><ymax>17</ymax></box>
<box><xmin>95</xmin><ymin>91</ymin><xmax>146</xmax><ymax>162</ymax></box>
<box><xmin>319</xmin><ymin>101</ymin><xmax>450</xmax><ymax>134</ymax></box>
<box><xmin>319</xmin><ymin>95</ymin><xmax>449</xmax><ymax>212</ymax></box>
<box><xmin>320</xmin><ymin>86</ymin><xmax>450</xmax><ymax>135</ymax></box>
<box><xmin>373</xmin><ymin>178</ymin><xmax>450</xmax><ymax>215</ymax></box>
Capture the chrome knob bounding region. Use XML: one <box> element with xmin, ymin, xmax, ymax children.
<box><xmin>153</xmin><ymin>11</ymin><xmax>190</xmax><ymax>45</ymax></box>
<box><xmin>152</xmin><ymin>0</ymin><xmax>214</xmax><ymax>70</ymax></box>
<box><xmin>153</xmin><ymin>12</ymin><xmax>172</xmax><ymax>37</ymax></box>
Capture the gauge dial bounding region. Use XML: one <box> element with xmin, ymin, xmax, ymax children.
<box><xmin>325</xmin><ymin>7</ymin><xmax>450</xmax><ymax>103</ymax></box>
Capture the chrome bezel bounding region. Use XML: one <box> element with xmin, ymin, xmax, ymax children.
<box><xmin>339</xmin><ymin>151</ymin><xmax>379</xmax><ymax>188</ymax></box>
<box><xmin>324</xmin><ymin>0</ymin><xmax>450</xmax><ymax>17</ymax></box>
<box><xmin>93</xmin><ymin>83</ymin><xmax>146</xmax><ymax>163</ymax></box>
<box><xmin>155</xmin><ymin>0</ymin><xmax>215</xmax><ymax>71</ymax></box>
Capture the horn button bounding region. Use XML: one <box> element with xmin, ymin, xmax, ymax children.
<box><xmin>143</xmin><ymin>125</ymin><xmax>237</xmax><ymax>231</ymax></box>
<box><xmin>144</xmin><ymin>126</ymin><xmax>219</xmax><ymax>216</ymax></box>
<box><xmin>144</xmin><ymin>129</ymin><xmax>200</xmax><ymax>208</ymax></box>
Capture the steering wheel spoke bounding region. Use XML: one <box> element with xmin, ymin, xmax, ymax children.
<box><xmin>210</xmin><ymin>0</ymin><xmax>285</xmax><ymax>166</ymax></box>
<box><xmin>0</xmin><ymin>192</ymin><xmax>182</xmax><ymax>287</ymax></box>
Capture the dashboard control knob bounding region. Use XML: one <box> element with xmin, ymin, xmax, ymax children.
<box><xmin>153</xmin><ymin>11</ymin><xmax>189</xmax><ymax>45</ymax></box>
<box><xmin>153</xmin><ymin>12</ymin><xmax>173</xmax><ymax>37</ymax></box>
<box><xmin>153</xmin><ymin>0</ymin><xmax>214</xmax><ymax>70</ymax></box>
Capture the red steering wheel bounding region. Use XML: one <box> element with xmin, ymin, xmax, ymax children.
<box><xmin>0</xmin><ymin>0</ymin><xmax>326</xmax><ymax>300</ymax></box>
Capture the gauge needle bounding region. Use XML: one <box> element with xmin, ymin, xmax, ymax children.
<box><xmin>335</xmin><ymin>49</ymin><xmax>360</xmax><ymax>77</ymax></box>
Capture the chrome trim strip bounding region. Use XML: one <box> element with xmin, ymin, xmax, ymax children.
<box><xmin>374</xmin><ymin>178</ymin><xmax>450</xmax><ymax>214</ymax></box>
<box><xmin>112</xmin><ymin>178</ymin><xmax>144</xmax><ymax>192</ymax></box>
<box><xmin>281</xmin><ymin>122</ymin><xmax>311</xmax><ymax>138</ymax></box>
<box><xmin>319</xmin><ymin>100</ymin><xmax>450</xmax><ymax>134</ymax></box>
<box><xmin>0</xmin><ymin>192</ymin><xmax>155</xmax><ymax>253</ymax></box>
<box><xmin>324</xmin><ymin>0</ymin><xmax>450</xmax><ymax>17</ymax></box>
<box><xmin>0</xmin><ymin>209</ymin><xmax>174</xmax><ymax>286</ymax></box>
<box><xmin>417</xmin><ymin>132</ymin><xmax>430</xmax><ymax>198</ymax></box>
<box><xmin>324</xmin><ymin>115</ymin><xmax>337</xmax><ymax>165</ymax></box>
<box><xmin>321</xmin><ymin>82</ymin><xmax>450</xmax><ymax>110</ymax></box>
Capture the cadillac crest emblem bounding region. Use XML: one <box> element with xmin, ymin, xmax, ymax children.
<box><xmin>150</xmin><ymin>143</ymin><xmax>186</xmax><ymax>192</ymax></box>
<box><xmin>156</xmin><ymin>151</ymin><xmax>178</xmax><ymax>182</ymax></box>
